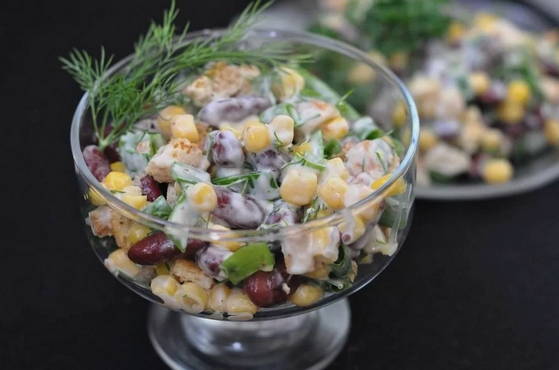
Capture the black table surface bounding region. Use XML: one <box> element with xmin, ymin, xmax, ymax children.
<box><xmin>2</xmin><ymin>0</ymin><xmax>558</xmax><ymax>369</ymax></box>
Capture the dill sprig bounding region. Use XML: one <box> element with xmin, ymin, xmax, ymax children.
<box><xmin>61</xmin><ymin>0</ymin><xmax>308</xmax><ymax>149</ymax></box>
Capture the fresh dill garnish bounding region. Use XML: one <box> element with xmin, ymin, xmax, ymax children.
<box><xmin>212</xmin><ymin>172</ymin><xmax>260</xmax><ymax>187</ymax></box>
<box><xmin>61</xmin><ymin>0</ymin><xmax>310</xmax><ymax>149</ymax></box>
<box><xmin>376</xmin><ymin>150</ymin><xmax>388</xmax><ymax>173</ymax></box>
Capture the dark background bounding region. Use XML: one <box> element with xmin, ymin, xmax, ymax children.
<box><xmin>2</xmin><ymin>0</ymin><xmax>558</xmax><ymax>369</ymax></box>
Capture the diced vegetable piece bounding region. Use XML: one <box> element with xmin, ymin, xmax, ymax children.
<box><xmin>143</xmin><ymin>196</ymin><xmax>173</xmax><ymax>219</ymax></box>
<box><xmin>171</xmin><ymin>162</ymin><xmax>211</xmax><ymax>185</ymax></box>
<box><xmin>222</xmin><ymin>243</ymin><xmax>275</xmax><ymax>284</ymax></box>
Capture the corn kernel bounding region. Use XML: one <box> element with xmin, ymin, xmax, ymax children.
<box><xmin>469</xmin><ymin>72</ymin><xmax>491</xmax><ymax>96</ymax></box>
<box><xmin>121</xmin><ymin>194</ymin><xmax>148</xmax><ymax>210</ymax></box>
<box><xmin>158</xmin><ymin>105</ymin><xmax>187</xmax><ymax>138</ymax></box>
<box><xmin>389</xmin><ymin>51</ymin><xmax>409</xmax><ymax>71</ymax></box>
<box><xmin>289</xmin><ymin>284</ymin><xmax>323</xmax><ymax>307</ymax></box>
<box><xmin>507</xmin><ymin>80</ymin><xmax>531</xmax><ymax>105</ymax></box>
<box><xmin>187</xmin><ymin>183</ymin><xmax>217</xmax><ymax>212</ymax></box>
<box><xmin>226</xmin><ymin>288</ymin><xmax>257</xmax><ymax>315</ymax></box>
<box><xmin>392</xmin><ymin>101</ymin><xmax>407</xmax><ymax>128</ymax></box>
<box><xmin>293</xmin><ymin>142</ymin><xmax>312</xmax><ymax>155</ymax></box>
<box><xmin>155</xmin><ymin>263</ymin><xmax>170</xmax><ymax>276</ymax></box>
<box><xmin>110</xmin><ymin>161</ymin><xmax>126</xmax><ymax>172</ymax></box>
<box><xmin>151</xmin><ymin>274</ymin><xmax>180</xmax><ymax>296</ymax></box>
<box><xmin>419</xmin><ymin>128</ymin><xmax>438</xmax><ymax>152</ymax></box>
<box><xmin>273</xmin><ymin>67</ymin><xmax>305</xmax><ymax>101</ymax></box>
<box><xmin>305</xmin><ymin>262</ymin><xmax>331</xmax><ymax>280</ymax></box>
<box><xmin>371</xmin><ymin>174</ymin><xmax>407</xmax><ymax>197</ymax></box>
<box><xmin>269</xmin><ymin>115</ymin><xmax>295</xmax><ymax>146</ymax></box>
<box><xmin>347</xmin><ymin>63</ymin><xmax>375</xmax><ymax>85</ymax></box>
<box><xmin>280</xmin><ymin>167</ymin><xmax>318</xmax><ymax>206</ymax></box>
<box><xmin>103</xmin><ymin>171</ymin><xmax>133</xmax><ymax>191</ymax></box>
<box><xmin>127</xmin><ymin>223</ymin><xmax>151</xmax><ymax>246</ymax></box>
<box><xmin>481</xmin><ymin>129</ymin><xmax>504</xmax><ymax>152</ymax></box>
<box><xmin>209</xmin><ymin>224</ymin><xmax>243</xmax><ymax>251</ymax></box>
<box><xmin>316</xmin><ymin>208</ymin><xmax>334</xmax><ymax>218</ymax></box>
<box><xmin>219</xmin><ymin>124</ymin><xmax>242</xmax><ymax>139</ymax></box>
<box><xmin>474</xmin><ymin>12</ymin><xmax>498</xmax><ymax>32</ymax></box>
<box><xmin>325</xmin><ymin>158</ymin><xmax>349</xmax><ymax>180</ymax></box>
<box><xmin>105</xmin><ymin>249</ymin><xmax>141</xmax><ymax>278</ymax></box>
<box><xmin>318</xmin><ymin>177</ymin><xmax>348</xmax><ymax>210</ymax></box>
<box><xmin>544</xmin><ymin>119</ymin><xmax>559</xmax><ymax>145</ymax></box>
<box><xmin>322</xmin><ymin>116</ymin><xmax>349</xmax><ymax>140</ymax></box>
<box><xmin>482</xmin><ymin>158</ymin><xmax>513</xmax><ymax>184</ymax></box>
<box><xmin>498</xmin><ymin>101</ymin><xmax>524</xmax><ymax>125</ymax></box>
<box><xmin>447</xmin><ymin>21</ymin><xmax>466</xmax><ymax>44</ymax></box>
<box><xmin>181</xmin><ymin>282</ymin><xmax>209</xmax><ymax>314</ymax></box>
<box><xmin>88</xmin><ymin>187</ymin><xmax>106</xmax><ymax>206</ymax></box>
<box><xmin>338</xmin><ymin>215</ymin><xmax>366</xmax><ymax>244</ymax></box>
<box><xmin>171</xmin><ymin>114</ymin><xmax>200</xmax><ymax>142</ymax></box>
<box><xmin>208</xmin><ymin>283</ymin><xmax>231</xmax><ymax>313</ymax></box>
<box><xmin>243</xmin><ymin>122</ymin><xmax>270</xmax><ymax>152</ymax></box>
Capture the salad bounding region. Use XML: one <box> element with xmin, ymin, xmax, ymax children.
<box><xmin>311</xmin><ymin>0</ymin><xmax>559</xmax><ymax>186</ymax></box>
<box><xmin>64</xmin><ymin>1</ymin><xmax>409</xmax><ymax>319</ymax></box>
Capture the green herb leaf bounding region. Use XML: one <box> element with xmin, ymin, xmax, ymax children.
<box><xmin>324</xmin><ymin>139</ymin><xmax>342</xmax><ymax>158</ymax></box>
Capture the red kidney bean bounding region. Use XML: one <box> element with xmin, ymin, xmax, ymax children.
<box><xmin>183</xmin><ymin>239</ymin><xmax>209</xmax><ymax>259</ymax></box>
<box><xmin>83</xmin><ymin>145</ymin><xmax>110</xmax><ymax>181</ymax></box>
<box><xmin>196</xmin><ymin>246</ymin><xmax>232</xmax><ymax>280</ymax></box>
<box><xmin>248</xmin><ymin>149</ymin><xmax>289</xmax><ymax>177</ymax></box>
<box><xmin>432</xmin><ymin>119</ymin><xmax>460</xmax><ymax>140</ymax></box>
<box><xmin>128</xmin><ymin>232</ymin><xmax>179</xmax><ymax>265</ymax></box>
<box><xmin>243</xmin><ymin>270</ymin><xmax>287</xmax><ymax>307</ymax></box>
<box><xmin>211</xmin><ymin>131</ymin><xmax>245</xmax><ymax>168</ymax></box>
<box><xmin>212</xmin><ymin>188</ymin><xmax>265</xmax><ymax>229</ymax></box>
<box><xmin>199</xmin><ymin>96</ymin><xmax>271</xmax><ymax>127</ymax></box>
<box><xmin>103</xmin><ymin>144</ymin><xmax>121</xmax><ymax>163</ymax></box>
<box><xmin>140</xmin><ymin>175</ymin><xmax>162</xmax><ymax>201</ymax></box>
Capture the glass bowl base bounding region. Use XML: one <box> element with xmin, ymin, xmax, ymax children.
<box><xmin>148</xmin><ymin>299</ymin><xmax>350</xmax><ymax>370</ymax></box>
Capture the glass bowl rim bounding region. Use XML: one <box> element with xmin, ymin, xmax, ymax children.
<box><xmin>70</xmin><ymin>27</ymin><xmax>420</xmax><ymax>240</ymax></box>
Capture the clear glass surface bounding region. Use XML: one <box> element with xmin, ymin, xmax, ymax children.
<box><xmin>71</xmin><ymin>28</ymin><xmax>419</xmax><ymax>369</ymax></box>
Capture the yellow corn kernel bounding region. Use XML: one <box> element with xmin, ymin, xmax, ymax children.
<box><xmin>243</xmin><ymin>122</ymin><xmax>270</xmax><ymax>152</ymax></box>
<box><xmin>181</xmin><ymin>282</ymin><xmax>209</xmax><ymax>314</ymax></box>
<box><xmin>347</xmin><ymin>63</ymin><xmax>375</xmax><ymax>85</ymax></box>
<box><xmin>187</xmin><ymin>183</ymin><xmax>217</xmax><ymax>212</ymax></box>
<box><xmin>392</xmin><ymin>101</ymin><xmax>407</xmax><ymax>128</ymax></box>
<box><xmin>447</xmin><ymin>21</ymin><xmax>466</xmax><ymax>44</ymax></box>
<box><xmin>103</xmin><ymin>171</ymin><xmax>133</xmax><ymax>191</ymax></box>
<box><xmin>127</xmin><ymin>223</ymin><xmax>151</xmax><ymax>246</ymax></box>
<box><xmin>219</xmin><ymin>124</ymin><xmax>242</xmax><ymax>139</ymax></box>
<box><xmin>371</xmin><ymin>174</ymin><xmax>407</xmax><ymax>197</ymax></box>
<box><xmin>544</xmin><ymin>119</ymin><xmax>559</xmax><ymax>145</ymax></box>
<box><xmin>171</xmin><ymin>114</ymin><xmax>200</xmax><ymax>142</ymax></box>
<box><xmin>507</xmin><ymin>80</ymin><xmax>531</xmax><ymax>105</ymax></box>
<box><xmin>110</xmin><ymin>161</ymin><xmax>126</xmax><ymax>172</ymax></box>
<box><xmin>389</xmin><ymin>51</ymin><xmax>409</xmax><ymax>71</ymax></box>
<box><xmin>322</xmin><ymin>116</ymin><xmax>349</xmax><ymax>140</ymax></box>
<box><xmin>208</xmin><ymin>283</ymin><xmax>231</xmax><ymax>313</ymax></box>
<box><xmin>481</xmin><ymin>129</ymin><xmax>504</xmax><ymax>152</ymax></box>
<box><xmin>419</xmin><ymin>128</ymin><xmax>438</xmax><ymax>152</ymax></box>
<box><xmin>318</xmin><ymin>177</ymin><xmax>348</xmax><ymax>210</ymax></box>
<box><xmin>469</xmin><ymin>72</ymin><xmax>491</xmax><ymax>96</ymax></box>
<box><xmin>316</xmin><ymin>208</ymin><xmax>334</xmax><ymax>218</ymax></box>
<box><xmin>289</xmin><ymin>284</ymin><xmax>323</xmax><ymax>307</ymax></box>
<box><xmin>151</xmin><ymin>274</ymin><xmax>180</xmax><ymax>296</ymax></box>
<box><xmin>293</xmin><ymin>142</ymin><xmax>312</xmax><ymax>155</ymax></box>
<box><xmin>338</xmin><ymin>215</ymin><xmax>366</xmax><ymax>244</ymax></box>
<box><xmin>273</xmin><ymin>67</ymin><xmax>305</xmax><ymax>101</ymax></box>
<box><xmin>209</xmin><ymin>224</ymin><xmax>244</xmax><ymax>252</ymax></box>
<box><xmin>474</xmin><ymin>12</ymin><xmax>498</xmax><ymax>32</ymax></box>
<box><xmin>498</xmin><ymin>101</ymin><xmax>524</xmax><ymax>125</ymax></box>
<box><xmin>88</xmin><ymin>187</ymin><xmax>106</xmax><ymax>206</ymax></box>
<box><xmin>280</xmin><ymin>167</ymin><xmax>318</xmax><ymax>206</ymax></box>
<box><xmin>158</xmin><ymin>105</ymin><xmax>187</xmax><ymax>138</ymax></box>
<box><xmin>155</xmin><ymin>263</ymin><xmax>170</xmax><ymax>276</ymax></box>
<box><xmin>121</xmin><ymin>194</ymin><xmax>148</xmax><ymax>210</ymax></box>
<box><xmin>482</xmin><ymin>158</ymin><xmax>513</xmax><ymax>184</ymax></box>
<box><xmin>325</xmin><ymin>158</ymin><xmax>349</xmax><ymax>180</ymax></box>
<box><xmin>269</xmin><ymin>115</ymin><xmax>295</xmax><ymax>146</ymax></box>
<box><xmin>305</xmin><ymin>262</ymin><xmax>331</xmax><ymax>280</ymax></box>
<box><xmin>226</xmin><ymin>288</ymin><xmax>258</xmax><ymax>315</ymax></box>
<box><xmin>105</xmin><ymin>249</ymin><xmax>141</xmax><ymax>278</ymax></box>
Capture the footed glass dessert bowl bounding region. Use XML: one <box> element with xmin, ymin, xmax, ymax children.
<box><xmin>70</xmin><ymin>26</ymin><xmax>419</xmax><ymax>370</ymax></box>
